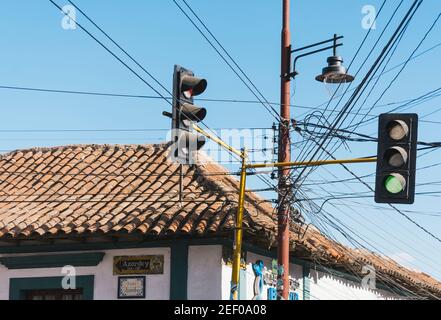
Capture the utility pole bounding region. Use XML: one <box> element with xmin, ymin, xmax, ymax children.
<box><xmin>278</xmin><ymin>0</ymin><xmax>291</xmax><ymax>300</ymax></box>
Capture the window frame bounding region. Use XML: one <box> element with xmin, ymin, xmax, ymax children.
<box><xmin>9</xmin><ymin>275</ymin><xmax>94</xmax><ymax>300</ymax></box>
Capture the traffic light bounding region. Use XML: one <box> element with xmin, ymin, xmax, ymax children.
<box><xmin>170</xmin><ymin>65</ymin><xmax>207</xmax><ymax>163</ymax></box>
<box><xmin>375</xmin><ymin>113</ymin><xmax>418</xmax><ymax>204</ymax></box>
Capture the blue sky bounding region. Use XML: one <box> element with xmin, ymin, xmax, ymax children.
<box><xmin>1</xmin><ymin>0</ymin><xmax>441</xmax><ymax>283</ymax></box>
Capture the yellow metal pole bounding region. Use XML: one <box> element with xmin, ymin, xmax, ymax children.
<box><xmin>246</xmin><ymin>157</ymin><xmax>377</xmax><ymax>169</ymax></box>
<box><xmin>230</xmin><ymin>150</ymin><xmax>247</xmax><ymax>300</ymax></box>
<box><xmin>192</xmin><ymin>124</ymin><xmax>244</xmax><ymax>159</ymax></box>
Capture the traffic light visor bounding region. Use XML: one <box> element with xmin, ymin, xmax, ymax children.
<box><xmin>181</xmin><ymin>75</ymin><xmax>207</xmax><ymax>97</ymax></box>
<box><xmin>386</xmin><ymin>120</ymin><xmax>409</xmax><ymax>141</ymax></box>
<box><xmin>181</xmin><ymin>103</ymin><xmax>207</xmax><ymax>123</ymax></box>
<box><xmin>384</xmin><ymin>146</ymin><xmax>408</xmax><ymax>168</ymax></box>
<box><xmin>384</xmin><ymin>173</ymin><xmax>406</xmax><ymax>194</ymax></box>
<box><xmin>177</xmin><ymin>130</ymin><xmax>206</xmax><ymax>151</ymax></box>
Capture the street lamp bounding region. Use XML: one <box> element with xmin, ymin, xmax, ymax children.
<box><xmin>287</xmin><ymin>34</ymin><xmax>354</xmax><ymax>83</ymax></box>
<box><xmin>315</xmin><ymin>55</ymin><xmax>354</xmax><ymax>83</ymax></box>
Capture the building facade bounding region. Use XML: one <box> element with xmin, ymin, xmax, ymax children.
<box><xmin>0</xmin><ymin>241</ymin><xmax>400</xmax><ymax>300</ymax></box>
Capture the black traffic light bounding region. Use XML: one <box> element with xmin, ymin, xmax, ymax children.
<box><xmin>375</xmin><ymin>113</ymin><xmax>418</xmax><ymax>204</ymax></box>
<box><xmin>170</xmin><ymin>65</ymin><xmax>207</xmax><ymax>163</ymax></box>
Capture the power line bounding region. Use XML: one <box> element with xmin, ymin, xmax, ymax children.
<box><xmin>312</xmin><ymin>207</ymin><xmax>441</xmax><ymax>299</ymax></box>
<box><xmin>50</xmin><ymin>0</ymin><xmax>235</xmax><ymax>168</ymax></box>
<box><xmin>66</xmin><ymin>0</ymin><xmax>172</xmax><ymax>100</ymax></box>
<box><xmin>289</xmin><ymin>117</ymin><xmax>441</xmax><ymax>247</ymax></box>
<box><xmin>0</xmin><ymin>83</ymin><xmax>426</xmax><ymax>114</ymax></box>
<box><xmin>0</xmin><ymin>198</ymin><xmax>236</xmax><ymax>204</ymax></box>
<box><xmin>331</xmin><ymin>201</ymin><xmax>441</xmax><ymax>217</ymax></box>
<box><xmin>293</xmin><ymin>1</ymin><xmax>422</xmax><ymax>190</ymax></box>
<box><xmin>297</xmin><ymin>191</ymin><xmax>436</xmax><ymax>298</ymax></box>
<box><xmin>49</xmin><ymin>0</ymin><xmax>273</xmax><ymax>192</ymax></box>
<box><xmin>48</xmin><ymin>0</ymin><xmax>171</xmax><ymax>106</ymax></box>
<box><xmin>294</xmin><ymin>0</ymin><xmax>398</xmax><ymax>168</ymax></box>
<box><xmin>306</xmin><ymin>10</ymin><xmax>441</xmax><ymax>227</ymax></box>
<box><xmin>291</xmin><ymin>0</ymin><xmax>406</xmax><ymax>183</ymax></box>
<box><xmin>4</xmin><ymin>81</ymin><xmax>440</xmax><ymax>125</ymax></box>
<box><xmin>296</xmin><ymin>122</ymin><xmax>441</xmax><ymax>148</ymax></box>
<box><xmin>276</xmin><ymin>1</ymin><xmax>394</xmax><ymax>220</ymax></box>
<box><xmin>0</xmin><ymin>127</ymin><xmax>270</xmax><ymax>133</ymax></box>
<box><xmin>307</xmin><ymin>37</ymin><xmax>441</xmax><ymax>114</ymax></box>
<box><xmin>308</xmin><ymin>178</ymin><xmax>441</xmax><ymax>274</ymax></box>
<box><xmin>343</xmin><ymin>11</ymin><xmax>441</xmax><ymax>133</ymax></box>
<box><xmin>172</xmin><ymin>0</ymin><xmax>281</xmax><ymax>122</ymax></box>
<box><xmin>323</xmin><ymin>149</ymin><xmax>441</xmax><ymax>244</ymax></box>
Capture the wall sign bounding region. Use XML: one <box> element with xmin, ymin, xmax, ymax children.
<box><xmin>113</xmin><ymin>255</ymin><xmax>164</xmax><ymax>275</ymax></box>
<box><xmin>117</xmin><ymin>276</ymin><xmax>146</xmax><ymax>299</ymax></box>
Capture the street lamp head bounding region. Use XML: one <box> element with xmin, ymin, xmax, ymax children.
<box><xmin>315</xmin><ymin>56</ymin><xmax>354</xmax><ymax>83</ymax></box>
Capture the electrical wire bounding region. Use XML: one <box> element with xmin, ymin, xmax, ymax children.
<box><xmin>48</xmin><ymin>0</ymin><xmax>280</xmax><ymax>194</ymax></box>
<box><xmin>341</xmin><ymin>11</ymin><xmax>441</xmax><ymax>136</ymax></box>
<box><xmin>171</xmin><ymin>0</ymin><xmax>280</xmax><ymax>122</ymax></box>
<box><xmin>293</xmin><ymin>0</ymin><xmax>399</xmax><ymax>169</ymax></box>
<box><xmin>292</xmin><ymin>1</ymin><xmax>422</xmax><ymax>193</ymax></box>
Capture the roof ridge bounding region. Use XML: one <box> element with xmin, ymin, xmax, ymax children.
<box><xmin>0</xmin><ymin>143</ymin><xmax>169</xmax><ymax>160</ymax></box>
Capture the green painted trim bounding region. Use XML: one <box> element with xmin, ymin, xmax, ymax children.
<box><xmin>9</xmin><ymin>275</ymin><xmax>94</xmax><ymax>300</ymax></box>
<box><xmin>0</xmin><ymin>252</ymin><xmax>105</xmax><ymax>269</ymax></box>
<box><xmin>302</xmin><ymin>265</ymin><xmax>310</xmax><ymax>300</ymax></box>
<box><xmin>0</xmin><ymin>240</ymin><xmax>171</xmax><ymax>254</ymax></box>
<box><xmin>0</xmin><ymin>238</ymin><xmax>228</xmax><ymax>254</ymax></box>
<box><xmin>170</xmin><ymin>241</ymin><xmax>188</xmax><ymax>300</ymax></box>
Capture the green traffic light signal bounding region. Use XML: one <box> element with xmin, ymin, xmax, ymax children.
<box><xmin>384</xmin><ymin>174</ymin><xmax>406</xmax><ymax>194</ymax></box>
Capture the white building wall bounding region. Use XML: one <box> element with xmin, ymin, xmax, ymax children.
<box><xmin>0</xmin><ymin>247</ymin><xmax>171</xmax><ymax>300</ymax></box>
<box><xmin>221</xmin><ymin>260</ymin><xmax>232</xmax><ymax>300</ymax></box>
<box><xmin>0</xmin><ymin>244</ymin><xmax>404</xmax><ymax>300</ymax></box>
<box><xmin>187</xmin><ymin>245</ymin><xmax>223</xmax><ymax>300</ymax></box>
<box><xmin>220</xmin><ymin>249</ymin><xmax>400</xmax><ymax>300</ymax></box>
<box><xmin>242</xmin><ymin>252</ymin><xmax>304</xmax><ymax>300</ymax></box>
<box><xmin>308</xmin><ymin>268</ymin><xmax>399</xmax><ymax>300</ymax></box>
<box><xmin>220</xmin><ymin>251</ymin><xmax>304</xmax><ymax>300</ymax></box>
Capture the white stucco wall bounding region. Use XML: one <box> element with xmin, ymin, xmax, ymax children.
<box><xmin>0</xmin><ymin>247</ymin><xmax>171</xmax><ymax>300</ymax></box>
<box><xmin>220</xmin><ymin>249</ymin><xmax>401</xmax><ymax>300</ymax></box>
<box><xmin>242</xmin><ymin>252</ymin><xmax>304</xmax><ymax>300</ymax></box>
<box><xmin>308</xmin><ymin>268</ymin><xmax>399</xmax><ymax>300</ymax></box>
<box><xmin>221</xmin><ymin>251</ymin><xmax>304</xmax><ymax>300</ymax></box>
<box><xmin>221</xmin><ymin>259</ymin><xmax>232</xmax><ymax>300</ymax></box>
<box><xmin>187</xmin><ymin>245</ymin><xmax>223</xmax><ymax>300</ymax></box>
<box><xmin>0</xmin><ymin>244</ymin><xmax>404</xmax><ymax>300</ymax></box>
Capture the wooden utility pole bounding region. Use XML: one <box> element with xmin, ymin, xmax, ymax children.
<box><xmin>278</xmin><ymin>0</ymin><xmax>291</xmax><ymax>300</ymax></box>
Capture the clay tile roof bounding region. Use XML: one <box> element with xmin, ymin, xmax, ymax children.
<box><xmin>0</xmin><ymin>143</ymin><xmax>440</xmax><ymax>299</ymax></box>
<box><xmin>0</xmin><ymin>143</ymin><xmax>272</xmax><ymax>239</ymax></box>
